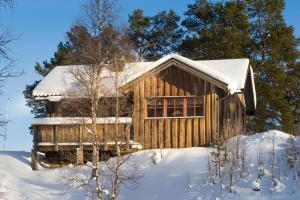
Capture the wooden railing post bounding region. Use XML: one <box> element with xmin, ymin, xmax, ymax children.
<box><xmin>31</xmin><ymin>126</ymin><xmax>38</xmax><ymax>170</ymax></box>
<box><xmin>126</xmin><ymin>124</ymin><xmax>130</xmax><ymax>151</ymax></box>
<box><xmin>76</xmin><ymin>125</ymin><xmax>83</xmax><ymax>165</ymax></box>
<box><xmin>54</xmin><ymin>125</ymin><xmax>58</xmax><ymax>152</ymax></box>
<box><xmin>104</xmin><ymin>125</ymin><xmax>108</xmax><ymax>151</ymax></box>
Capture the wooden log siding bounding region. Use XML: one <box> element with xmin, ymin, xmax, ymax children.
<box><xmin>132</xmin><ymin>65</ymin><xmax>220</xmax><ymax>149</ymax></box>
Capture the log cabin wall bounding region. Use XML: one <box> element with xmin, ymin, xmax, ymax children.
<box><xmin>133</xmin><ymin>65</ymin><xmax>223</xmax><ymax>149</ymax></box>
<box><xmin>219</xmin><ymin>92</ymin><xmax>246</xmax><ymax>141</ymax></box>
<box><xmin>39</xmin><ymin>66</ymin><xmax>247</xmax><ymax>151</ymax></box>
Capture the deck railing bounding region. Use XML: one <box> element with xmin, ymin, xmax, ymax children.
<box><xmin>31</xmin><ymin>117</ymin><xmax>142</xmax><ymax>152</ymax></box>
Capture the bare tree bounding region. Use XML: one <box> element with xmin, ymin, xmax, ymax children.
<box><xmin>239</xmin><ymin>136</ymin><xmax>249</xmax><ymax>180</ymax></box>
<box><xmin>0</xmin><ymin>0</ymin><xmax>22</xmax><ymax>149</ymax></box>
<box><xmin>0</xmin><ymin>0</ymin><xmax>20</xmax><ymax>90</ymax></box>
<box><xmin>59</xmin><ymin>1</ymin><xmax>139</xmax><ymax>199</ymax></box>
<box><xmin>65</xmin><ymin>1</ymin><xmax>122</xmax><ymax>199</ymax></box>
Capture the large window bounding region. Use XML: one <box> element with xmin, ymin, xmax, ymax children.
<box><xmin>146</xmin><ymin>96</ymin><xmax>204</xmax><ymax>118</ymax></box>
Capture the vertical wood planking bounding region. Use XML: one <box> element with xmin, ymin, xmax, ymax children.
<box><xmin>200</xmin><ymin>118</ymin><xmax>205</xmax><ymax>145</ymax></box>
<box><xmin>144</xmin><ymin>120</ymin><xmax>150</xmax><ymax>149</ymax></box>
<box><xmin>171</xmin><ymin>67</ymin><xmax>177</xmax><ymax>96</ymax></box>
<box><xmin>152</xmin><ymin>76</ymin><xmax>157</xmax><ymax>96</ymax></box>
<box><xmin>165</xmin><ymin>119</ymin><xmax>171</xmax><ymax>148</ymax></box>
<box><xmin>185</xmin><ymin>73</ymin><xmax>191</xmax><ymax>96</ymax></box>
<box><xmin>165</xmin><ymin>68</ymin><xmax>171</xmax><ymax>96</ymax></box>
<box><xmin>54</xmin><ymin>126</ymin><xmax>58</xmax><ymax>151</ymax></box>
<box><xmin>133</xmin><ymin>85</ymin><xmax>139</xmax><ymax>143</ymax></box>
<box><xmin>158</xmin><ymin>120</ymin><xmax>164</xmax><ymax>149</ymax></box>
<box><xmin>193</xmin><ymin>118</ymin><xmax>199</xmax><ymax>146</ymax></box>
<box><xmin>186</xmin><ymin>119</ymin><xmax>192</xmax><ymax>147</ymax></box>
<box><xmin>151</xmin><ymin>119</ymin><xmax>157</xmax><ymax>149</ymax></box>
<box><xmin>172</xmin><ymin>119</ymin><xmax>178</xmax><ymax>148</ymax></box>
<box><xmin>158</xmin><ymin>73</ymin><xmax>164</xmax><ymax>96</ymax></box>
<box><xmin>139</xmin><ymin>81</ymin><xmax>145</xmax><ymax>148</ymax></box>
<box><xmin>176</xmin><ymin>67</ymin><xmax>184</xmax><ymax>96</ymax></box>
<box><xmin>179</xmin><ymin>119</ymin><xmax>186</xmax><ymax>148</ymax></box>
<box><xmin>205</xmin><ymin>81</ymin><xmax>212</xmax><ymax>145</ymax></box>
<box><xmin>211</xmin><ymin>93</ymin><xmax>216</xmax><ymax>142</ymax></box>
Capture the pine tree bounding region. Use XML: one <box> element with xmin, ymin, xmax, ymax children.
<box><xmin>128</xmin><ymin>9</ymin><xmax>183</xmax><ymax>61</ymax></box>
<box><xmin>246</xmin><ymin>0</ymin><xmax>300</xmax><ymax>133</ymax></box>
<box><xmin>181</xmin><ymin>0</ymin><xmax>299</xmax><ymax>134</ymax></box>
<box><xmin>24</xmin><ymin>26</ymin><xmax>89</xmax><ymax>117</ymax></box>
<box><xmin>181</xmin><ymin>0</ymin><xmax>250</xmax><ymax>59</ymax></box>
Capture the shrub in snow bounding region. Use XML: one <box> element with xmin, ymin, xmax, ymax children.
<box><xmin>251</xmin><ymin>178</ymin><xmax>261</xmax><ymax>191</ymax></box>
<box><xmin>287</xmin><ymin>156</ymin><xmax>295</xmax><ymax>168</ymax></box>
<box><xmin>152</xmin><ymin>151</ymin><xmax>162</xmax><ymax>165</ymax></box>
<box><xmin>208</xmin><ymin>139</ymin><xmax>226</xmax><ymax>184</ymax></box>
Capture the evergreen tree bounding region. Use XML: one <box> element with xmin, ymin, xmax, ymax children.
<box><xmin>128</xmin><ymin>9</ymin><xmax>183</xmax><ymax>61</ymax></box>
<box><xmin>181</xmin><ymin>0</ymin><xmax>299</xmax><ymax>134</ymax></box>
<box><xmin>181</xmin><ymin>0</ymin><xmax>250</xmax><ymax>59</ymax></box>
<box><xmin>24</xmin><ymin>25</ymin><xmax>90</xmax><ymax>117</ymax></box>
<box><xmin>246</xmin><ymin>0</ymin><xmax>300</xmax><ymax>133</ymax></box>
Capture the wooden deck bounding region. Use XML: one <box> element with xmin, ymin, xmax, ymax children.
<box><xmin>31</xmin><ymin>117</ymin><xmax>138</xmax><ymax>153</ymax></box>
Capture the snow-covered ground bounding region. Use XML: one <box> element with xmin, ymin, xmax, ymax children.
<box><xmin>1</xmin><ymin>130</ymin><xmax>300</xmax><ymax>200</ymax></box>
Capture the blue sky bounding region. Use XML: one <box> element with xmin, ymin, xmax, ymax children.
<box><xmin>0</xmin><ymin>0</ymin><xmax>299</xmax><ymax>151</ymax></box>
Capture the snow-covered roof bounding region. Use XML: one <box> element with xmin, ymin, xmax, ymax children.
<box><xmin>32</xmin><ymin>54</ymin><xmax>256</xmax><ymax>110</ymax></box>
<box><xmin>33</xmin><ymin>65</ymin><xmax>116</xmax><ymax>98</ymax></box>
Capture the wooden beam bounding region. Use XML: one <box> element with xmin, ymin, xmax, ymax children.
<box><xmin>31</xmin><ymin>148</ymin><xmax>38</xmax><ymax>170</ymax></box>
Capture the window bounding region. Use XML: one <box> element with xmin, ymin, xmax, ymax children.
<box><xmin>146</xmin><ymin>96</ymin><xmax>204</xmax><ymax>118</ymax></box>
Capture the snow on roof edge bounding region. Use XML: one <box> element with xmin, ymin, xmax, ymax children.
<box><xmin>249</xmin><ymin>65</ymin><xmax>257</xmax><ymax>109</ymax></box>
<box><xmin>32</xmin><ymin>54</ymin><xmax>253</xmax><ymax>99</ymax></box>
<box><xmin>32</xmin><ymin>117</ymin><xmax>132</xmax><ymax>125</ymax></box>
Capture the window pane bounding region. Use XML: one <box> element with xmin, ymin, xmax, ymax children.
<box><xmin>187</xmin><ymin>107</ymin><xmax>195</xmax><ymax>116</ymax></box>
<box><xmin>156</xmin><ymin>98</ymin><xmax>163</xmax><ymax>107</ymax></box>
<box><xmin>156</xmin><ymin>108</ymin><xmax>163</xmax><ymax>117</ymax></box>
<box><xmin>148</xmin><ymin>108</ymin><xmax>155</xmax><ymax>117</ymax></box>
<box><xmin>174</xmin><ymin>108</ymin><xmax>183</xmax><ymax>117</ymax></box>
<box><xmin>167</xmin><ymin>98</ymin><xmax>174</xmax><ymax>106</ymax></box>
<box><xmin>196</xmin><ymin>97</ymin><xmax>203</xmax><ymax>106</ymax></box>
<box><xmin>196</xmin><ymin>107</ymin><xmax>203</xmax><ymax>116</ymax></box>
<box><xmin>187</xmin><ymin>97</ymin><xmax>194</xmax><ymax>106</ymax></box>
<box><xmin>175</xmin><ymin>98</ymin><xmax>183</xmax><ymax>106</ymax></box>
<box><xmin>147</xmin><ymin>98</ymin><xmax>156</xmax><ymax>107</ymax></box>
<box><xmin>167</xmin><ymin>108</ymin><xmax>174</xmax><ymax>117</ymax></box>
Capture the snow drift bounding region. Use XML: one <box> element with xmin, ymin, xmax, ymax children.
<box><xmin>0</xmin><ymin>130</ymin><xmax>300</xmax><ymax>200</ymax></box>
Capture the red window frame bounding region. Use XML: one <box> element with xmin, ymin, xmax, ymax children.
<box><xmin>146</xmin><ymin>96</ymin><xmax>205</xmax><ymax>118</ymax></box>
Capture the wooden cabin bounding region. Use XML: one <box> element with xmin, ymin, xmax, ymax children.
<box><xmin>31</xmin><ymin>54</ymin><xmax>256</xmax><ymax>167</ymax></box>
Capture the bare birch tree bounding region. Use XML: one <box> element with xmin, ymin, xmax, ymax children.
<box><xmin>66</xmin><ymin>1</ymin><xmax>122</xmax><ymax>199</ymax></box>
<box><xmin>60</xmin><ymin>1</ymin><xmax>139</xmax><ymax>199</ymax></box>
<box><xmin>0</xmin><ymin>0</ymin><xmax>22</xmax><ymax>148</ymax></box>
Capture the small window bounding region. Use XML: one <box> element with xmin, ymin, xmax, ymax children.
<box><xmin>146</xmin><ymin>96</ymin><xmax>204</xmax><ymax>118</ymax></box>
<box><xmin>186</xmin><ymin>97</ymin><xmax>204</xmax><ymax>117</ymax></box>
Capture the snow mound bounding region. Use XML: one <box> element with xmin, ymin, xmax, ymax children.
<box><xmin>1</xmin><ymin>130</ymin><xmax>300</xmax><ymax>200</ymax></box>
